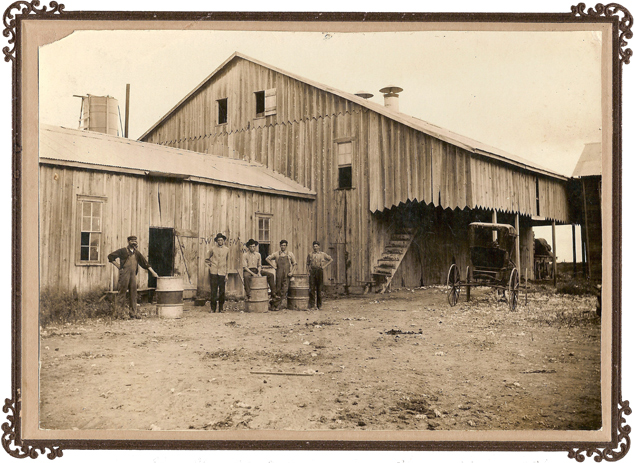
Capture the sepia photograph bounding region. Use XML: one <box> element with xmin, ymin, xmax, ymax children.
<box><xmin>36</xmin><ymin>24</ymin><xmax>606</xmax><ymax>433</ymax></box>
<box><xmin>1</xmin><ymin>0</ymin><xmax>634</xmax><ymax>461</ymax></box>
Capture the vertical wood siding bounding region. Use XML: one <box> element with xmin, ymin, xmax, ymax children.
<box><xmin>39</xmin><ymin>165</ymin><xmax>313</xmax><ymax>295</ymax></box>
<box><xmin>140</xmin><ymin>56</ymin><xmax>570</xmax><ymax>289</ymax></box>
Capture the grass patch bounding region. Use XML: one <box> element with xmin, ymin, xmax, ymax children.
<box><xmin>39</xmin><ymin>287</ymin><xmax>113</xmax><ymax>327</ymax></box>
<box><xmin>556</xmin><ymin>280</ymin><xmax>599</xmax><ymax>296</ymax></box>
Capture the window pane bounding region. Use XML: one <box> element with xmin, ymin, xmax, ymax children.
<box><xmin>92</xmin><ymin>202</ymin><xmax>101</xmax><ymax>218</ymax></box>
<box><xmin>89</xmin><ymin>247</ymin><xmax>99</xmax><ymax>261</ymax></box>
<box><xmin>82</xmin><ymin>217</ymin><xmax>91</xmax><ymax>231</ymax></box>
<box><xmin>92</xmin><ymin>217</ymin><xmax>101</xmax><ymax>232</ymax></box>
<box><xmin>80</xmin><ymin>246</ymin><xmax>89</xmax><ymax>261</ymax></box>
<box><xmin>338</xmin><ymin>142</ymin><xmax>352</xmax><ymax>154</ymax></box>
<box><xmin>81</xmin><ymin>231</ymin><xmax>90</xmax><ymax>246</ymax></box>
<box><xmin>82</xmin><ymin>202</ymin><xmax>92</xmax><ymax>217</ymax></box>
<box><xmin>255</xmin><ymin>91</ymin><xmax>265</xmax><ymax>115</ymax></box>
<box><xmin>339</xmin><ymin>166</ymin><xmax>353</xmax><ymax>189</ymax></box>
<box><xmin>218</xmin><ymin>98</ymin><xmax>228</xmax><ymax>124</ymax></box>
<box><xmin>338</xmin><ymin>152</ymin><xmax>352</xmax><ymax>166</ymax></box>
<box><xmin>90</xmin><ymin>234</ymin><xmax>100</xmax><ymax>248</ymax></box>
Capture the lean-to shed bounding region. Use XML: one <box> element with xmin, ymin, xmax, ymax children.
<box><xmin>39</xmin><ymin>124</ymin><xmax>315</xmax><ymax>297</ymax></box>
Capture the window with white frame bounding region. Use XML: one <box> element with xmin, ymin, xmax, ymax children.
<box><xmin>77</xmin><ymin>196</ymin><xmax>105</xmax><ymax>264</ymax></box>
<box><xmin>256</xmin><ymin>214</ymin><xmax>272</xmax><ymax>265</ymax></box>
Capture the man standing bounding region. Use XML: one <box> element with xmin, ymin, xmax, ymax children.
<box><xmin>267</xmin><ymin>239</ymin><xmax>297</xmax><ymax>309</ymax></box>
<box><xmin>306</xmin><ymin>240</ymin><xmax>333</xmax><ymax>310</ymax></box>
<box><xmin>205</xmin><ymin>233</ymin><xmax>230</xmax><ymax>313</ymax></box>
<box><xmin>242</xmin><ymin>239</ymin><xmax>275</xmax><ymax>301</ymax></box>
<box><xmin>108</xmin><ymin>236</ymin><xmax>158</xmax><ymax>319</ymax></box>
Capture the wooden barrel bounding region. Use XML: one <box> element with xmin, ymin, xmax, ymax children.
<box><xmin>156</xmin><ymin>276</ymin><xmax>183</xmax><ymax>319</ymax></box>
<box><xmin>247</xmin><ymin>276</ymin><xmax>269</xmax><ymax>313</ymax></box>
<box><xmin>287</xmin><ymin>274</ymin><xmax>309</xmax><ymax>310</ymax></box>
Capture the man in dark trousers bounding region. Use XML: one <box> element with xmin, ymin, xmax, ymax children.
<box><xmin>267</xmin><ymin>239</ymin><xmax>297</xmax><ymax>309</ymax></box>
<box><xmin>108</xmin><ymin>236</ymin><xmax>158</xmax><ymax>319</ymax></box>
<box><xmin>306</xmin><ymin>240</ymin><xmax>333</xmax><ymax>310</ymax></box>
<box><xmin>206</xmin><ymin>233</ymin><xmax>230</xmax><ymax>313</ymax></box>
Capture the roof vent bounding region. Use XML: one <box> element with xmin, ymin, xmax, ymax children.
<box><xmin>379</xmin><ymin>85</ymin><xmax>403</xmax><ymax>111</ymax></box>
<box><xmin>354</xmin><ymin>90</ymin><xmax>374</xmax><ymax>99</ymax></box>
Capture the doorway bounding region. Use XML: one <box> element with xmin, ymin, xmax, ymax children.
<box><xmin>148</xmin><ymin>227</ymin><xmax>174</xmax><ymax>288</ymax></box>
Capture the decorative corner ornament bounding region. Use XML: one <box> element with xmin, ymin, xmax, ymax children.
<box><xmin>2</xmin><ymin>0</ymin><xmax>65</xmax><ymax>63</ymax></box>
<box><xmin>572</xmin><ymin>3</ymin><xmax>633</xmax><ymax>64</ymax></box>
<box><xmin>568</xmin><ymin>399</ymin><xmax>632</xmax><ymax>462</ymax></box>
<box><xmin>2</xmin><ymin>397</ymin><xmax>63</xmax><ymax>459</ymax></box>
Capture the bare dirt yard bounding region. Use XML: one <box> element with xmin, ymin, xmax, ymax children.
<box><xmin>39</xmin><ymin>284</ymin><xmax>601</xmax><ymax>432</ymax></box>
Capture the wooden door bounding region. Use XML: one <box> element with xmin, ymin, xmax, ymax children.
<box><xmin>174</xmin><ymin>230</ymin><xmax>199</xmax><ymax>293</ymax></box>
<box><xmin>331</xmin><ymin>189</ymin><xmax>351</xmax><ymax>289</ymax></box>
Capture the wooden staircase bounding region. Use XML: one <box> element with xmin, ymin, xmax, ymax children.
<box><xmin>371</xmin><ymin>227</ymin><xmax>419</xmax><ymax>293</ymax></box>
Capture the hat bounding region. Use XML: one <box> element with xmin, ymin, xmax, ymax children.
<box><xmin>127</xmin><ymin>236</ymin><xmax>138</xmax><ymax>242</ymax></box>
<box><xmin>246</xmin><ymin>239</ymin><xmax>259</xmax><ymax>247</ymax></box>
<box><xmin>214</xmin><ymin>233</ymin><xmax>227</xmax><ymax>242</ymax></box>
<box><xmin>313</xmin><ymin>240</ymin><xmax>320</xmax><ymax>246</ymax></box>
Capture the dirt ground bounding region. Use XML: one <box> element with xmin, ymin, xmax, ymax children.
<box><xmin>39</xmin><ymin>284</ymin><xmax>601</xmax><ymax>432</ymax></box>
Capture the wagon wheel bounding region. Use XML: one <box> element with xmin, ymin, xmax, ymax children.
<box><xmin>447</xmin><ymin>264</ymin><xmax>461</xmax><ymax>306</ymax></box>
<box><xmin>508</xmin><ymin>268</ymin><xmax>519</xmax><ymax>312</ymax></box>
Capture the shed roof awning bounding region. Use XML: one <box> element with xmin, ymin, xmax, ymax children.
<box><xmin>39</xmin><ymin>124</ymin><xmax>316</xmax><ymax>200</ymax></box>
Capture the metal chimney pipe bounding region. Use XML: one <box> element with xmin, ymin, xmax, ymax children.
<box><xmin>379</xmin><ymin>85</ymin><xmax>403</xmax><ymax>111</ymax></box>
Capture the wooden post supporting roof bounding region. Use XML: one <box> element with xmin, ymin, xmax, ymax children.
<box><xmin>552</xmin><ymin>220</ymin><xmax>557</xmax><ymax>287</ymax></box>
<box><xmin>515</xmin><ymin>213</ymin><xmax>520</xmax><ymax>269</ymax></box>
<box><xmin>572</xmin><ymin>224</ymin><xmax>577</xmax><ymax>277</ymax></box>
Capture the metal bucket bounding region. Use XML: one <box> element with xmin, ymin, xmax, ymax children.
<box><xmin>287</xmin><ymin>274</ymin><xmax>309</xmax><ymax>310</ymax></box>
<box><xmin>156</xmin><ymin>276</ymin><xmax>183</xmax><ymax>319</ymax></box>
<box><xmin>247</xmin><ymin>276</ymin><xmax>269</xmax><ymax>313</ymax></box>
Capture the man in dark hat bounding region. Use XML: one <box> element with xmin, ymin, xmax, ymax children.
<box><xmin>306</xmin><ymin>240</ymin><xmax>333</xmax><ymax>310</ymax></box>
<box><xmin>108</xmin><ymin>236</ymin><xmax>158</xmax><ymax>319</ymax></box>
<box><xmin>266</xmin><ymin>239</ymin><xmax>297</xmax><ymax>309</ymax></box>
<box><xmin>205</xmin><ymin>233</ymin><xmax>230</xmax><ymax>313</ymax></box>
<box><xmin>242</xmin><ymin>239</ymin><xmax>274</xmax><ymax>302</ymax></box>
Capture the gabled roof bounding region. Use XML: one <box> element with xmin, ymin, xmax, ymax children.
<box><xmin>572</xmin><ymin>142</ymin><xmax>601</xmax><ymax>177</ymax></box>
<box><xmin>140</xmin><ymin>52</ymin><xmax>567</xmax><ymax>182</ymax></box>
<box><xmin>39</xmin><ymin>124</ymin><xmax>316</xmax><ymax>200</ymax></box>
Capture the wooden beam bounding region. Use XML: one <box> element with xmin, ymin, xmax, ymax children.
<box><xmin>124</xmin><ymin>84</ymin><xmax>130</xmax><ymax>138</ymax></box>
<box><xmin>572</xmin><ymin>224</ymin><xmax>577</xmax><ymax>277</ymax></box>
<box><xmin>552</xmin><ymin>220</ymin><xmax>557</xmax><ymax>287</ymax></box>
<box><xmin>515</xmin><ymin>213</ymin><xmax>520</xmax><ymax>269</ymax></box>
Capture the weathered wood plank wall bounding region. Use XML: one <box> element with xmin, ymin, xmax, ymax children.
<box><xmin>141</xmin><ymin>56</ymin><xmax>570</xmax><ymax>288</ymax></box>
<box><xmin>39</xmin><ymin>164</ymin><xmax>313</xmax><ymax>295</ymax></box>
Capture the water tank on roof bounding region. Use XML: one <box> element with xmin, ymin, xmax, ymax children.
<box><xmin>78</xmin><ymin>95</ymin><xmax>119</xmax><ymax>136</ymax></box>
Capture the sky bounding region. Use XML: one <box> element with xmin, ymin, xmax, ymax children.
<box><xmin>39</xmin><ymin>28</ymin><xmax>602</xmax><ymax>177</ymax></box>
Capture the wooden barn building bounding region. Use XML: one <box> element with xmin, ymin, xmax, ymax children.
<box><xmin>38</xmin><ymin>123</ymin><xmax>315</xmax><ymax>297</ymax></box>
<box><xmin>139</xmin><ymin>52</ymin><xmax>570</xmax><ymax>293</ymax></box>
<box><xmin>569</xmin><ymin>142</ymin><xmax>602</xmax><ymax>281</ymax></box>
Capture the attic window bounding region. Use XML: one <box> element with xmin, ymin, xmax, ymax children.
<box><xmin>337</xmin><ymin>141</ymin><xmax>353</xmax><ymax>189</ymax></box>
<box><xmin>255</xmin><ymin>88</ymin><xmax>276</xmax><ymax>118</ymax></box>
<box><xmin>217</xmin><ymin>98</ymin><xmax>228</xmax><ymax>125</ymax></box>
<box><xmin>255</xmin><ymin>91</ymin><xmax>265</xmax><ymax>116</ymax></box>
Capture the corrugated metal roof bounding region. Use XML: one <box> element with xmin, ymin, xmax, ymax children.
<box><xmin>39</xmin><ymin>124</ymin><xmax>316</xmax><ymax>199</ymax></box>
<box><xmin>572</xmin><ymin>142</ymin><xmax>601</xmax><ymax>177</ymax></box>
<box><xmin>140</xmin><ymin>52</ymin><xmax>567</xmax><ymax>181</ymax></box>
